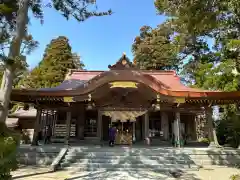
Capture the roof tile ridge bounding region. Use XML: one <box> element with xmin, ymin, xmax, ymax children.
<box><xmin>141</xmin><ymin>70</ymin><xmax>177</xmax><ymax>74</ymax></box>
<box><xmin>69</xmin><ymin>69</ymin><xmax>105</xmax><ymax>73</ymax></box>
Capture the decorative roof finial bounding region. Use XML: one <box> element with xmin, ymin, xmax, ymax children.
<box><xmin>123</xmin><ymin>52</ymin><xmax>126</xmax><ymax>56</ymax></box>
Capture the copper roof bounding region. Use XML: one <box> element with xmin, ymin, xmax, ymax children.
<box><xmin>48</xmin><ymin>69</ymin><xmax>202</xmax><ymax>92</ymax></box>
<box><xmin>10</xmin><ymin>54</ymin><xmax>240</xmax><ymax>100</ymax></box>
<box><xmin>11</xmin><ymin>69</ymin><xmax>240</xmax><ymax>99</ymax></box>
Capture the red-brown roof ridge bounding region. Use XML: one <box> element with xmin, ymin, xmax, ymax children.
<box><xmin>67</xmin><ymin>69</ymin><xmax>206</xmax><ymax>92</ymax></box>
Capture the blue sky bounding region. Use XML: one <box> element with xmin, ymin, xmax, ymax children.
<box><xmin>28</xmin><ymin>0</ymin><xmax>166</xmax><ymax>70</ymax></box>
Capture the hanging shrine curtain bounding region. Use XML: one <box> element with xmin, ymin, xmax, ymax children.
<box><xmin>102</xmin><ymin>111</ymin><xmax>147</xmax><ymax>122</ymax></box>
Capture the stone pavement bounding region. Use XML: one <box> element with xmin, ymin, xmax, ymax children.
<box><xmin>11</xmin><ymin>165</ymin><xmax>240</xmax><ymax>180</ymax></box>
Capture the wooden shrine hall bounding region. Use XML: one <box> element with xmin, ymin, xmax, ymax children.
<box><xmin>10</xmin><ymin>53</ymin><xmax>240</xmax><ymax>147</ymax></box>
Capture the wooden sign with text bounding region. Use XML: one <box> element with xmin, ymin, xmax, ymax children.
<box><xmin>109</xmin><ymin>81</ymin><xmax>138</xmax><ymax>88</ymax></box>
<box><xmin>63</xmin><ymin>97</ymin><xmax>74</xmax><ymax>102</ymax></box>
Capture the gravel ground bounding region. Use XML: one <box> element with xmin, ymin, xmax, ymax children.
<box><xmin>11</xmin><ymin>165</ymin><xmax>240</xmax><ymax>180</ymax></box>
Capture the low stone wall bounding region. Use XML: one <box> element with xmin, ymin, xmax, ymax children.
<box><xmin>17</xmin><ymin>145</ymin><xmax>62</xmax><ymax>166</ymax></box>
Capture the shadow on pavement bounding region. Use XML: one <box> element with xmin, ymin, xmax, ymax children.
<box><xmin>65</xmin><ymin>169</ymin><xmax>201</xmax><ymax>180</ymax></box>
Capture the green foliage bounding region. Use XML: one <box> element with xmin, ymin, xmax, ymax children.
<box><xmin>0</xmin><ymin>53</ymin><xmax>30</xmax><ymax>88</ymax></box>
<box><xmin>0</xmin><ymin>122</ymin><xmax>19</xmax><ymax>180</ymax></box>
<box><xmin>186</xmin><ymin>60</ymin><xmax>238</xmax><ymax>91</ymax></box>
<box><xmin>152</xmin><ymin>0</ymin><xmax>240</xmax><ymax>147</ymax></box>
<box><xmin>0</xmin><ymin>0</ymin><xmax>18</xmax><ymax>28</ymax></box>
<box><xmin>1</xmin><ymin>32</ymin><xmax>38</xmax><ymax>89</ymax></box>
<box><xmin>132</xmin><ymin>22</ymin><xmax>183</xmax><ymax>70</ymax></box>
<box><xmin>19</xmin><ymin>36</ymin><xmax>84</xmax><ymax>88</ymax></box>
<box><xmin>71</xmin><ymin>53</ymin><xmax>85</xmax><ymax>70</ymax></box>
<box><xmin>154</xmin><ymin>0</ymin><xmax>220</xmax><ymax>36</ymax></box>
<box><xmin>153</xmin><ymin>0</ymin><xmax>240</xmax><ymax>91</ymax></box>
<box><xmin>1</xmin><ymin>0</ymin><xmax>107</xmax><ymax>87</ymax></box>
<box><xmin>154</xmin><ymin>0</ymin><xmax>240</xmax><ymax>84</ymax></box>
<box><xmin>51</xmin><ymin>0</ymin><xmax>112</xmax><ymax>22</ymax></box>
<box><xmin>216</xmin><ymin>105</ymin><xmax>240</xmax><ymax>148</ymax></box>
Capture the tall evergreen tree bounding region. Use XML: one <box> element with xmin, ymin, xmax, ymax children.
<box><xmin>72</xmin><ymin>53</ymin><xmax>85</xmax><ymax>70</ymax></box>
<box><xmin>154</xmin><ymin>0</ymin><xmax>240</xmax><ymax>147</ymax></box>
<box><xmin>132</xmin><ymin>22</ymin><xmax>182</xmax><ymax>70</ymax></box>
<box><xmin>0</xmin><ymin>0</ymin><xmax>112</xmax><ymax>123</ymax></box>
<box><xmin>154</xmin><ymin>0</ymin><xmax>240</xmax><ymax>86</ymax></box>
<box><xmin>22</xmin><ymin>36</ymin><xmax>83</xmax><ymax>88</ymax></box>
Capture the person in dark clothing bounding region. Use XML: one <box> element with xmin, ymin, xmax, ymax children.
<box><xmin>44</xmin><ymin>125</ymin><xmax>52</xmax><ymax>144</ymax></box>
<box><xmin>109</xmin><ymin>126</ymin><xmax>116</xmax><ymax>147</ymax></box>
<box><xmin>37</xmin><ymin>130</ymin><xmax>42</xmax><ymax>145</ymax></box>
<box><xmin>172</xmin><ymin>134</ymin><xmax>175</xmax><ymax>146</ymax></box>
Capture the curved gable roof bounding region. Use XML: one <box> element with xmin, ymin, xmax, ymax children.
<box><xmin>56</xmin><ymin>69</ymin><xmax>204</xmax><ymax>92</ymax></box>
<box><xmin>11</xmin><ymin>69</ymin><xmax>240</xmax><ymax>99</ymax></box>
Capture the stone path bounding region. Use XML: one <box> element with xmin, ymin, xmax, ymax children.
<box><xmin>11</xmin><ymin>165</ymin><xmax>240</xmax><ymax>180</ymax></box>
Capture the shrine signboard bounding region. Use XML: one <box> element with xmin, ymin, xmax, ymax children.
<box><xmin>109</xmin><ymin>81</ymin><xmax>138</xmax><ymax>89</ymax></box>
<box><xmin>63</xmin><ymin>97</ymin><xmax>74</xmax><ymax>102</ymax></box>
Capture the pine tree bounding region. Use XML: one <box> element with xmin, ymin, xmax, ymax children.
<box><xmin>24</xmin><ymin>36</ymin><xmax>83</xmax><ymax>88</ymax></box>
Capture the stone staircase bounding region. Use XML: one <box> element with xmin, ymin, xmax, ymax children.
<box><xmin>59</xmin><ymin>146</ymin><xmax>200</xmax><ymax>173</ymax></box>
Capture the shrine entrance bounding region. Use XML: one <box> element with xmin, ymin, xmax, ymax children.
<box><xmin>102</xmin><ymin>110</ymin><xmax>147</xmax><ymax>145</ymax></box>
<box><xmin>112</xmin><ymin>121</ymin><xmax>133</xmax><ymax>145</ymax></box>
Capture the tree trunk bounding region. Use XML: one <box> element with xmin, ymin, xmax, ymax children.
<box><xmin>0</xmin><ymin>66</ymin><xmax>14</xmax><ymax>122</ymax></box>
<box><xmin>0</xmin><ymin>0</ymin><xmax>30</xmax><ymax>123</ymax></box>
<box><xmin>212</xmin><ymin>128</ymin><xmax>220</xmax><ymax>146</ymax></box>
<box><xmin>1</xmin><ymin>71</ymin><xmax>6</xmax><ymax>90</ymax></box>
<box><xmin>206</xmin><ymin>107</ymin><xmax>221</xmax><ymax>148</ymax></box>
<box><xmin>0</xmin><ymin>72</ymin><xmax>6</xmax><ymax>103</ymax></box>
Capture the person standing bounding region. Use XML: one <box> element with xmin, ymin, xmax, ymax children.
<box><xmin>109</xmin><ymin>125</ymin><xmax>116</xmax><ymax>147</ymax></box>
<box><xmin>37</xmin><ymin>130</ymin><xmax>42</xmax><ymax>145</ymax></box>
<box><xmin>44</xmin><ymin>125</ymin><xmax>52</xmax><ymax>144</ymax></box>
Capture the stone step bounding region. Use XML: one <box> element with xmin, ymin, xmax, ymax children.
<box><xmin>64</xmin><ymin>154</ymin><xmax>196</xmax><ymax>161</ymax></box>
<box><xmin>61</xmin><ymin>161</ymin><xmax>199</xmax><ymax>169</ymax></box>
<box><xmin>65</xmin><ymin>151</ymin><xmax>192</xmax><ymax>157</ymax></box>
<box><xmin>63</xmin><ymin>156</ymin><xmax>196</xmax><ymax>164</ymax></box>
<box><xmin>64</xmin><ymin>152</ymin><xmax>236</xmax><ymax>161</ymax></box>
<box><xmin>62</xmin><ymin>164</ymin><xmax>199</xmax><ymax>172</ymax></box>
<box><xmin>67</xmin><ymin>147</ymin><xmax>190</xmax><ymax>153</ymax></box>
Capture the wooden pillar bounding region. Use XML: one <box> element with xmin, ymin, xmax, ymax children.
<box><xmin>142</xmin><ymin>115</ymin><xmax>145</xmax><ymax>140</ymax></box>
<box><xmin>133</xmin><ymin>121</ymin><xmax>136</xmax><ymax>142</ymax></box>
<box><xmin>52</xmin><ymin>111</ymin><xmax>56</xmax><ymax>137</ymax></box>
<box><xmin>42</xmin><ymin>110</ymin><xmax>47</xmax><ymax>132</ymax></box>
<box><xmin>144</xmin><ymin>112</ymin><xmax>149</xmax><ymax>138</ymax></box>
<box><xmin>46</xmin><ymin>111</ymin><xmax>49</xmax><ymax>126</ymax></box>
<box><xmin>40</xmin><ymin>110</ymin><xmax>44</xmax><ymax>131</ymax></box>
<box><xmin>51</xmin><ymin>110</ymin><xmax>53</xmax><ymax>129</ymax></box>
<box><xmin>161</xmin><ymin>111</ymin><xmax>169</xmax><ymax>140</ymax></box>
<box><xmin>175</xmin><ymin>111</ymin><xmax>181</xmax><ymax>148</ymax></box>
<box><xmin>192</xmin><ymin>115</ymin><xmax>197</xmax><ymax>140</ymax></box>
<box><xmin>206</xmin><ymin>108</ymin><xmax>213</xmax><ymax>141</ymax></box>
<box><xmin>44</xmin><ymin>110</ymin><xmax>49</xmax><ymax>138</ymax></box>
<box><xmin>97</xmin><ymin>110</ymin><xmax>102</xmax><ymax>140</ymax></box>
<box><xmin>32</xmin><ymin>108</ymin><xmax>42</xmax><ymax>145</ymax></box>
<box><xmin>65</xmin><ymin>111</ymin><xmax>71</xmax><ymax>145</ymax></box>
<box><xmin>77</xmin><ymin>106</ymin><xmax>85</xmax><ymax>140</ymax></box>
<box><xmin>206</xmin><ymin>107</ymin><xmax>220</xmax><ymax>147</ymax></box>
<box><xmin>51</xmin><ymin>110</ymin><xmax>55</xmax><ymax>137</ymax></box>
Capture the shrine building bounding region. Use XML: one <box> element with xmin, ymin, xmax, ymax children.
<box><xmin>9</xmin><ymin>53</ymin><xmax>240</xmax><ymax>146</ymax></box>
